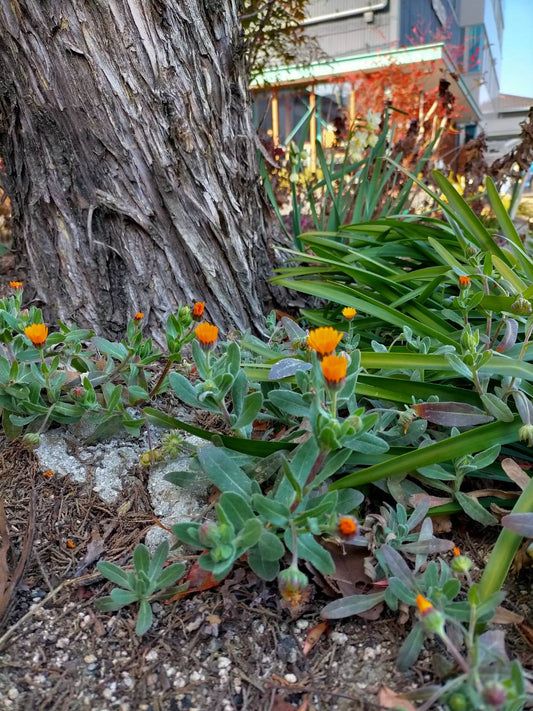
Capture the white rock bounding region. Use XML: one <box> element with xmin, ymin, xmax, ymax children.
<box><xmin>284</xmin><ymin>673</ymin><xmax>297</xmax><ymax>684</ymax></box>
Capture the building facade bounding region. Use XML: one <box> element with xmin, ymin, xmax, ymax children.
<box><xmin>252</xmin><ymin>0</ymin><xmax>510</xmax><ymax>161</ymax></box>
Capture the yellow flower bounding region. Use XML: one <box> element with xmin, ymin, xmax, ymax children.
<box><xmin>307</xmin><ymin>327</ymin><xmax>343</xmax><ymax>357</ymax></box>
<box><xmin>24</xmin><ymin>323</ymin><xmax>48</xmax><ymax>346</ymax></box>
<box><xmin>415</xmin><ymin>594</ymin><xmax>434</xmax><ymax>615</ymax></box>
<box><xmin>342</xmin><ymin>307</ymin><xmax>356</xmax><ymax>320</ymax></box>
<box><xmin>321</xmin><ymin>354</ymin><xmax>347</xmax><ymax>387</ymax></box>
<box><xmin>192</xmin><ymin>301</ymin><xmax>205</xmax><ymax>320</ymax></box>
<box><xmin>195</xmin><ymin>322</ymin><xmax>218</xmax><ymax>349</ymax></box>
<box><xmin>9</xmin><ymin>281</ymin><xmax>23</xmax><ymax>290</ymax></box>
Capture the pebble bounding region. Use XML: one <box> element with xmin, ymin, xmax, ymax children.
<box><xmin>56</xmin><ymin>637</ymin><xmax>69</xmax><ymax>649</ymax></box>
<box><xmin>284</xmin><ymin>673</ymin><xmax>297</xmax><ymax>684</ymax></box>
<box><xmin>145</xmin><ymin>649</ymin><xmax>158</xmax><ymax>662</ymax></box>
<box><xmin>7</xmin><ymin>689</ymin><xmax>19</xmax><ymax>700</ymax></box>
<box><xmin>84</xmin><ymin>654</ymin><xmax>97</xmax><ymax>664</ymax></box>
<box><xmin>217</xmin><ymin>656</ymin><xmax>231</xmax><ymax>669</ymax></box>
<box><xmin>330</xmin><ymin>631</ymin><xmax>348</xmax><ymax>645</ymax></box>
<box><xmin>295</xmin><ymin>619</ymin><xmax>309</xmax><ymax>630</ymax></box>
<box><xmin>363</xmin><ymin>647</ymin><xmax>376</xmax><ymax>661</ymax></box>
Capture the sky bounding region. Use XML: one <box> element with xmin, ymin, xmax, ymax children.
<box><xmin>501</xmin><ymin>0</ymin><xmax>533</xmax><ymax>97</ymax></box>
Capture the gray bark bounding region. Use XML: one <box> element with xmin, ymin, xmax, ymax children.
<box><xmin>0</xmin><ymin>0</ymin><xmax>279</xmax><ymax>339</ymax></box>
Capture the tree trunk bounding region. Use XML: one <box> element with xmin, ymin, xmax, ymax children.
<box><xmin>0</xmin><ymin>0</ymin><xmax>279</xmax><ymax>339</ymax></box>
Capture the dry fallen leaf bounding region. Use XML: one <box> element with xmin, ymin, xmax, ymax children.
<box><xmin>492</xmin><ymin>606</ymin><xmax>524</xmax><ymax>625</ymax></box>
<box><xmin>501</xmin><ymin>458</ymin><xmax>531</xmax><ymax>491</ymax></box>
<box><xmin>378</xmin><ymin>685</ymin><xmax>417</xmax><ymax>711</ymax></box>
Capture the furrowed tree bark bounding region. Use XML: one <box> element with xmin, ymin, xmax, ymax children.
<box><xmin>0</xmin><ymin>0</ymin><xmax>280</xmax><ymax>338</ymax></box>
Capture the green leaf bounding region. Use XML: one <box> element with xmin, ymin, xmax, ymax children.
<box><xmin>332</xmin><ymin>417</ymin><xmax>521</xmax><ymax>488</ymax></box>
<box><xmin>110</xmin><ymin>588</ymin><xmax>139</xmax><ymax>606</ymax></box>
<box><xmin>95</xmin><ymin>595</ymin><xmax>123</xmax><ymax>612</ymax></box>
<box><xmin>97</xmin><ymin>561</ymin><xmax>133</xmax><ymax>589</ymax></box>
<box><xmin>232</xmin><ymin>391</ymin><xmax>263</xmax><ymax>430</ymax></box>
<box><xmin>164</xmin><ymin>470</ymin><xmax>198</xmax><ymax>487</ymax></box>
<box><xmin>387</xmin><ymin>577</ymin><xmax>416</xmax><ymax>605</ymax></box>
<box><xmin>267</xmin><ymin>389</ymin><xmax>310</xmax><ymax>417</ymax></box>
<box><xmin>147</xmin><ymin>541</ymin><xmax>169</xmax><ymax>581</ymax></box>
<box><xmin>321</xmin><ymin>591</ymin><xmax>386</xmax><ymax>619</ymax></box>
<box><xmin>455</xmin><ymin>491</ymin><xmax>498</xmax><ymax>525</ymax></box>
<box><xmin>168</xmin><ymin>372</ymin><xmax>202</xmax><ymax>408</ymax></box>
<box><xmin>217</xmin><ymin>492</ymin><xmax>255</xmax><ymax>532</ymax></box>
<box><xmin>133</xmin><ymin>544</ymin><xmax>150</xmax><ymax>575</ymax></box>
<box><xmin>235</xmin><ymin>518</ymin><xmax>263</xmax><ymax>550</ymax></box>
<box><xmin>128</xmin><ymin>385</ymin><xmax>149</xmax><ymax>402</ymax></box>
<box><xmin>252</xmin><ymin>530</ymin><xmax>285</xmax><ymax>562</ymax></box>
<box><xmin>197</xmin><ymin>446</ymin><xmax>252</xmax><ymax>498</ymax></box>
<box><xmin>396</xmin><ymin>621</ymin><xmax>425</xmax><ymax>672</ymax></box>
<box><xmin>143</xmin><ymin>407</ymin><xmax>293</xmax><ymax>456</ymax></box>
<box><xmin>247</xmin><ymin>548</ymin><xmax>280</xmax><ymax>581</ymax></box>
<box><xmin>480</xmin><ymin>393</ymin><xmax>514</xmax><ymax>422</ymax></box>
<box><xmin>155</xmin><ymin>561</ymin><xmax>186</xmax><ymax>589</ymax></box>
<box><xmin>92</xmin><ymin>337</ymin><xmax>128</xmax><ymax>361</ymax></box>
<box><xmin>135</xmin><ymin>599</ymin><xmax>153</xmax><ymax>636</ymax></box>
<box><xmin>251</xmin><ymin>494</ymin><xmax>290</xmax><ymax>527</ymax></box>
<box><xmin>285</xmin><ymin>531</ymin><xmax>335</xmax><ymax>575</ymax></box>
<box><xmin>171</xmin><ymin>522</ymin><xmax>202</xmax><ymax>548</ymax></box>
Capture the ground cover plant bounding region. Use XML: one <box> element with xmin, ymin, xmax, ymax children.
<box><xmin>1</xmin><ymin>126</ymin><xmax>533</xmax><ymax>708</ymax></box>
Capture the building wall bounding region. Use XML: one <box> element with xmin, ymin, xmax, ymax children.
<box><xmin>304</xmin><ymin>0</ymin><xmax>400</xmax><ymax>58</ymax></box>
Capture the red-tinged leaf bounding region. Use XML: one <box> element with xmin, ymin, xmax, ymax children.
<box><xmin>378</xmin><ymin>685</ymin><xmax>417</xmax><ymax>710</ymax></box>
<box><xmin>166</xmin><ymin>560</ymin><xmax>222</xmax><ymax>601</ymax></box>
<box><xmin>495</xmin><ymin>318</ymin><xmax>518</xmax><ymax>353</ymax></box>
<box><xmin>412</xmin><ymin>401</ymin><xmax>493</xmax><ymax>427</ymax></box>
<box><xmin>302</xmin><ymin>620</ymin><xmax>328</xmax><ymax>656</ymax></box>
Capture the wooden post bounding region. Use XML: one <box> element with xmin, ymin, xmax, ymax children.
<box><xmin>271</xmin><ymin>91</ymin><xmax>280</xmax><ymax>147</ymax></box>
<box><xmin>349</xmin><ymin>84</ymin><xmax>356</xmax><ymax>129</ymax></box>
<box><xmin>309</xmin><ymin>87</ymin><xmax>317</xmax><ymax>172</ymax></box>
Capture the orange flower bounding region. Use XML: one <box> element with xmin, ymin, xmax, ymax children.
<box><xmin>195</xmin><ymin>322</ymin><xmax>218</xmax><ymax>349</ymax></box>
<box><xmin>192</xmin><ymin>301</ymin><xmax>205</xmax><ymax>320</ymax></box>
<box><xmin>321</xmin><ymin>354</ymin><xmax>348</xmax><ymax>386</ymax></box>
<box><xmin>66</xmin><ymin>540</ymin><xmax>75</xmax><ymax>549</ymax></box>
<box><xmin>307</xmin><ymin>327</ymin><xmax>343</xmax><ymax>357</ymax></box>
<box><xmin>342</xmin><ymin>307</ymin><xmax>356</xmax><ymax>320</ymax></box>
<box><xmin>338</xmin><ymin>516</ymin><xmax>358</xmax><ymax>537</ymax></box>
<box><xmin>9</xmin><ymin>281</ymin><xmax>23</xmax><ymax>290</ymax></box>
<box><xmin>415</xmin><ymin>594</ymin><xmax>434</xmax><ymax>615</ymax></box>
<box><xmin>134</xmin><ymin>312</ymin><xmax>144</xmax><ymax>321</ymax></box>
<box><xmin>24</xmin><ymin>323</ymin><xmax>48</xmax><ymax>346</ymax></box>
<box><xmin>42</xmin><ymin>470</ymin><xmax>53</xmax><ymax>478</ymax></box>
<box><xmin>452</xmin><ymin>546</ymin><xmax>461</xmax><ymax>557</ymax></box>
<box><xmin>459</xmin><ymin>276</ymin><xmax>471</xmax><ymax>289</ymax></box>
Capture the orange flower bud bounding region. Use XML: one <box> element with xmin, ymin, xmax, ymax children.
<box><xmin>195</xmin><ymin>322</ymin><xmax>218</xmax><ymax>350</ymax></box>
<box><xmin>342</xmin><ymin>307</ymin><xmax>357</xmax><ymax>320</ymax></box>
<box><xmin>321</xmin><ymin>354</ymin><xmax>348</xmax><ymax>387</ymax></box>
<box><xmin>192</xmin><ymin>301</ymin><xmax>205</xmax><ymax>320</ymax></box>
<box><xmin>24</xmin><ymin>323</ymin><xmax>48</xmax><ymax>346</ymax></box>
